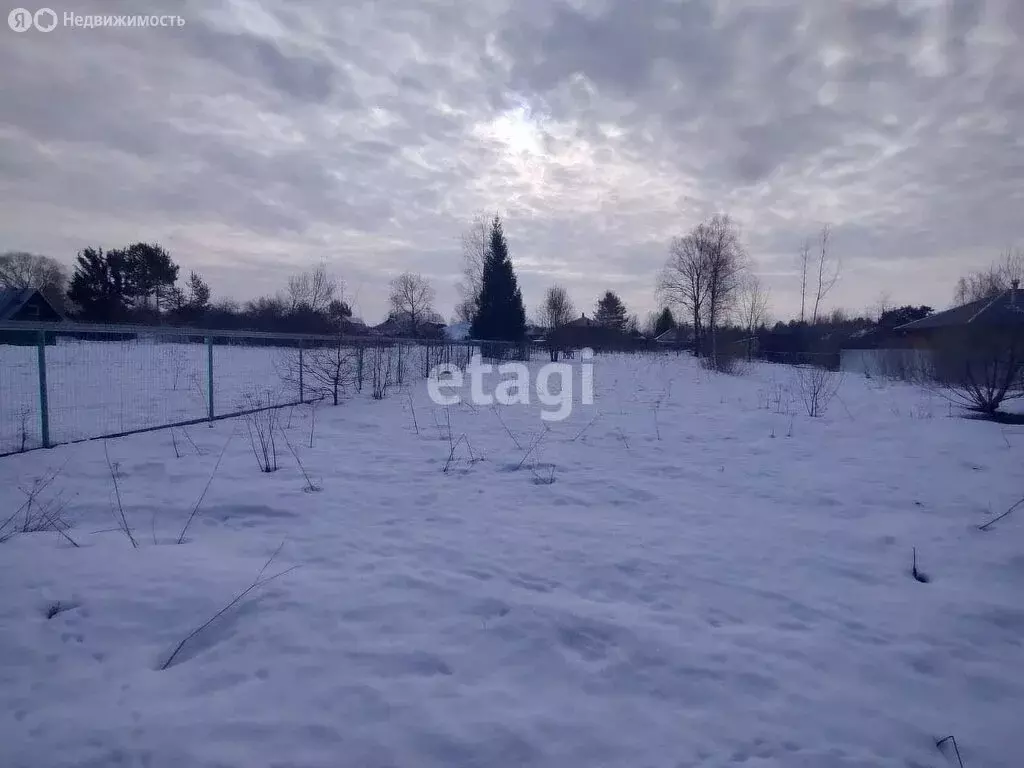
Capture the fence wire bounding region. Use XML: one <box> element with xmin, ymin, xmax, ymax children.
<box><xmin>0</xmin><ymin>322</ymin><xmax>531</xmax><ymax>456</ymax></box>
<box><xmin>0</xmin><ymin>342</ymin><xmax>40</xmax><ymax>453</ymax></box>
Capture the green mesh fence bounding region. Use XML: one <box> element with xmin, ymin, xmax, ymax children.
<box><xmin>0</xmin><ymin>322</ymin><xmax>526</xmax><ymax>456</ymax></box>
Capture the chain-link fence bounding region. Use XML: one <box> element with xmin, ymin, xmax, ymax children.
<box><xmin>0</xmin><ymin>321</ymin><xmax>533</xmax><ymax>456</ymax></box>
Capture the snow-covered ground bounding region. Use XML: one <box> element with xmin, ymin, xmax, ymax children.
<box><xmin>1</xmin><ymin>354</ymin><xmax>1022</xmax><ymax>767</ymax></box>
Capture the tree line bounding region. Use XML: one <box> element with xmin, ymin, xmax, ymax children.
<box><xmin>2</xmin><ymin>222</ymin><xmax>1018</xmax><ymax>345</ymax></box>
<box><xmin>0</xmin><ymin>244</ymin><xmax>444</xmax><ymax>337</ymax></box>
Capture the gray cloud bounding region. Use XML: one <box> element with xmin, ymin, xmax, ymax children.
<box><xmin>183</xmin><ymin>26</ymin><xmax>339</xmax><ymax>103</ymax></box>
<box><xmin>1</xmin><ymin>0</ymin><xmax>1022</xmax><ymax>322</ymax></box>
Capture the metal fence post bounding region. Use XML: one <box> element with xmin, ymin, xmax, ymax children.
<box><xmin>37</xmin><ymin>330</ymin><xmax>50</xmax><ymax>448</ymax></box>
<box><xmin>298</xmin><ymin>340</ymin><xmax>304</xmax><ymax>403</ymax></box>
<box><xmin>206</xmin><ymin>336</ymin><xmax>214</xmax><ymax>421</ymax></box>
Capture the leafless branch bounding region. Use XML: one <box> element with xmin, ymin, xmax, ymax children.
<box><xmin>811</xmin><ymin>224</ymin><xmax>840</xmax><ymax>324</ymax></box>
<box><xmin>104</xmin><ymin>442</ymin><xmax>137</xmax><ymax>548</ymax></box>
<box><xmin>160</xmin><ymin>543</ymin><xmax>299</xmax><ymax>670</ymax></box>
<box><xmin>979</xmin><ymin>495</ymin><xmax>1024</xmax><ymax>531</ymax></box>
<box><xmin>177</xmin><ymin>430</ymin><xmax>234</xmax><ymax>543</ymax></box>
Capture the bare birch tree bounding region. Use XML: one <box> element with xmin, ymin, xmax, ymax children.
<box><xmin>388</xmin><ymin>272</ymin><xmax>436</xmax><ymax>336</ymax></box>
<box><xmin>739</xmin><ymin>274</ymin><xmax>770</xmax><ymax>360</ymax></box>
<box><xmin>538</xmin><ymin>285</ymin><xmax>575</xmax><ymax>329</ymax></box>
<box><xmin>659</xmin><ymin>233</ymin><xmax>710</xmax><ymax>356</ymax></box>
<box><xmin>954</xmin><ymin>249</ymin><xmax>1024</xmax><ymax>305</ymax></box>
<box><xmin>797</xmin><ymin>240</ymin><xmax>811</xmax><ymax>324</ymax></box>
<box><xmin>702</xmin><ymin>214</ymin><xmax>747</xmax><ymax>364</ymax></box>
<box><xmin>811</xmin><ymin>224</ymin><xmax>839</xmax><ymax>324</ymax></box>
<box><xmin>455</xmin><ymin>212</ymin><xmax>491</xmax><ymax>323</ymax></box>
<box><xmin>538</xmin><ymin>285</ymin><xmax>576</xmax><ymax>361</ymax></box>
<box><xmin>869</xmin><ymin>291</ymin><xmax>893</xmax><ymax>322</ymax></box>
<box><xmin>0</xmin><ymin>251</ymin><xmax>68</xmax><ymax>311</ymax></box>
<box><xmin>287</xmin><ymin>262</ymin><xmax>338</xmax><ymax>313</ymax></box>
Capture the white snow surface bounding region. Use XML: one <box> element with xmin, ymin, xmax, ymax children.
<box><xmin>1</xmin><ymin>354</ymin><xmax>1023</xmax><ymax>768</ymax></box>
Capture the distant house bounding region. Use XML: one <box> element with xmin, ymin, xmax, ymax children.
<box><xmin>838</xmin><ymin>322</ymin><xmax>921</xmax><ymax>377</ymax></box>
<box><xmin>525</xmin><ymin>324</ymin><xmax>546</xmax><ymax>343</ymax></box>
<box><xmin>340</xmin><ymin>318</ymin><xmax>369</xmax><ymax>336</ymax></box>
<box><xmin>565</xmin><ymin>313</ymin><xmax>597</xmax><ymax>329</ymax></box>
<box><xmin>0</xmin><ymin>287</ymin><xmax>64</xmax><ymax>345</ymax></box>
<box><xmin>547</xmin><ymin>313</ymin><xmax>598</xmax><ymax>349</ymax></box>
<box><xmin>370</xmin><ymin>314</ymin><xmax>445</xmax><ymax>339</ymax></box>
<box><xmin>654</xmin><ymin>325</ymin><xmax>693</xmax><ymax>348</ymax></box>
<box><xmin>842</xmin><ymin>284</ymin><xmax>1024</xmax><ymax>379</ymax></box>
<box><xmin>548</xmin><ymin>313</ymin><xmax>644</xmax><ymax>352</ymax></box>
<box><xmin>897</xmin><ymin>283</ymin><xmax>1024</xmax><ymax>342</ymax></box>
<box><xmin>369</xmin><ymin>317</ymin><xmax>405</xmax><ymax>337</ymax></box>
<box><xmin>420</xmin><ymin>321</ymin><xmax>446</xmax><ymax>339</ymax></box>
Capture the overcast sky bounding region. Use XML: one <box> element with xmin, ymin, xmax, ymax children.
<box><xmin>2</xmin><ymin>0</ymin><xmax>1021</xmax><ymax>324</ymax></box>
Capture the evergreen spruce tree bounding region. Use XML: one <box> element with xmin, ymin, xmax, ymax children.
<box><xmin>594</xmin><ymin>290</ymin><xmax>628</xmax><ymax>332</ymax></box>
<box><xmin>654</xmin><ymin>307</ymin><xmax>676</xmax><ymax>337</ymax></box>
<box><xmin>471</xmin><ymin>215</ymin><xmax>526</xmax><ymax>343</ymax></box>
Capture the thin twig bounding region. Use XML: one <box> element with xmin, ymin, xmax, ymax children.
<box><xmin>2</xmin><ymin>491</ymin><xmax>35</xmax><ymax>541</ymax></box>
<box><xmin>979</xmin><ymin>495</ymin><xmax>1024</xmax><ymax>531</ymax></box>
<box><xmin>834</xmin><ymin>393</ymin><xmax>855</xmax><ymax>421</ymax></box>
<box><xmin>572</xmin><ymin>413</ymin><xmax>600</xmax><ymax>442</ymax></box>
<box><xmin>17</xmin><ymin>461</ymin><xmax>68</xmax><ymax>532</ymax></box>
<box><xmin>651</xmin><ymin>404</ymin><xmax>662</xmax><ymax>441</ymax></box>
<box><xmin>40</xmin><ymin>498</ymin><xmax>79</xmax><ymax>548</ymax></box>
<box><xmin>103</xmin><ymin>443</ymin><xmax>137</xmax><ymax>548</ymax></box>
<box><xmin>180</xmin><ymin>427</ymin><xmax>203</xmax><ymax>456</ymax></box>
<box><xmin>0</xmin><ymin>505</ymin><xmax>23</xmax><ymax>542</ymax></box>
<box><xmin>529</xmin><ymin>460</ymin><xmax>555</xmax><ymax>485</ymax></box>
<box><xmin>516</xmin><ymin>427</ymin><xmax>549</xmax><ymax>471</ymax></box>
<box><xmin>406</xmin><ymin>391</ymin><xmax>420</xmax><ymax>436</ymax></box>
<box><xmin>280</xmin><ymin>423</ymin><xmax>320</xmax><ymax>492</ymax></box>
<box><xmin>492</xmin><ymin>405</ymin><xmax>523</xmax><ymax>450</ymax></box>
<box><xmin>160</xmin><ymin>542</ymin><xmax>298</xmax><ymax>671</ymax></box>
<box><xmin>444</xmin><ymin>435</ymin><xmax>468</xmax><ymax>473</ymax></box>
<box><xmin>431</xmin><ymin>408</ymin><xmax>449</xmax><ymax>441</ymax></box>
<box><xmin>177</xmin><ymin>430</ymin><xmax>234</xmax><ymax>544</ymax></box>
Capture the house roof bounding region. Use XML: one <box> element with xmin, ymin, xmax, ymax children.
<box><xmin>566</xmin><ymin>313</ymin><xmax>596</xmax><ymax>328</ymax></box>
<box><xmin>897</xmin><ymin>287</ymin><xmax>1024</xmax><ymax>331</ymax></box>
<box><xmin>0</xmin><ymin>287</ymin><xmax>40</xmax><ymax>321</ymax></box>
<box><xmin>654</xmin><ymin>326</ymin><xmax>691</xmax><ymax>343</ymax></box>
<box><xmin>840</xmin><ymin>326</ymin><xmax>895</xmax><ymax>350</ymax></box>
<box><xmin>370</xmin><ymin>316</ymin><xmax>446</xmax><ymax>335</ymax></box>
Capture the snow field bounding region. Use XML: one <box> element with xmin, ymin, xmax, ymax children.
<box><xmin>1</xmin><ymin>354</ymin><xmax>1023</xmax><ymax>767</ymax></box>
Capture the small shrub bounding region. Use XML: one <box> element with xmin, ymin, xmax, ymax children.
<box><xmin>931</xmin><ymin>327</ymin><xmax>1024</xmax><ymax>417</ymax></box>
<box><xmin>700</xmin><ymin>348</ymin><xmax>747</xmax><ymax>376</ymax></box>
<box><xmin>794</xmin><ymin>365</ymin><xmax>842</xmax><ymax>417</ymax></box>
<box><xmin>369</xmin><ymin>343</ymin><xmax>395</xmax><ymax>400</ymax></box>
<box><xmin>1</xmin><ymin>463</ymin><xmax>76</xmax><ymax>547</ymax></box>
<box><xmin>281</xmin><ymin>343</ymin><xmax>357</xmax><ymax>406</ymax></box>
<box><xmin>17</xmin><ymin>408</ymin><xmax>31</xmax><ymax>453</ymax></box>
<box><xmin>239</xmin><ymin>390</ymin><xmax>280</xmax><ymax>473</ymax></box>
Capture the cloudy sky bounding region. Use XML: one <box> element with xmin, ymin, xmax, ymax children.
<box><xmin>2</xmin><ymin>0</ymin><xmax>1022</xmax><ymax>324</ymax></box>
